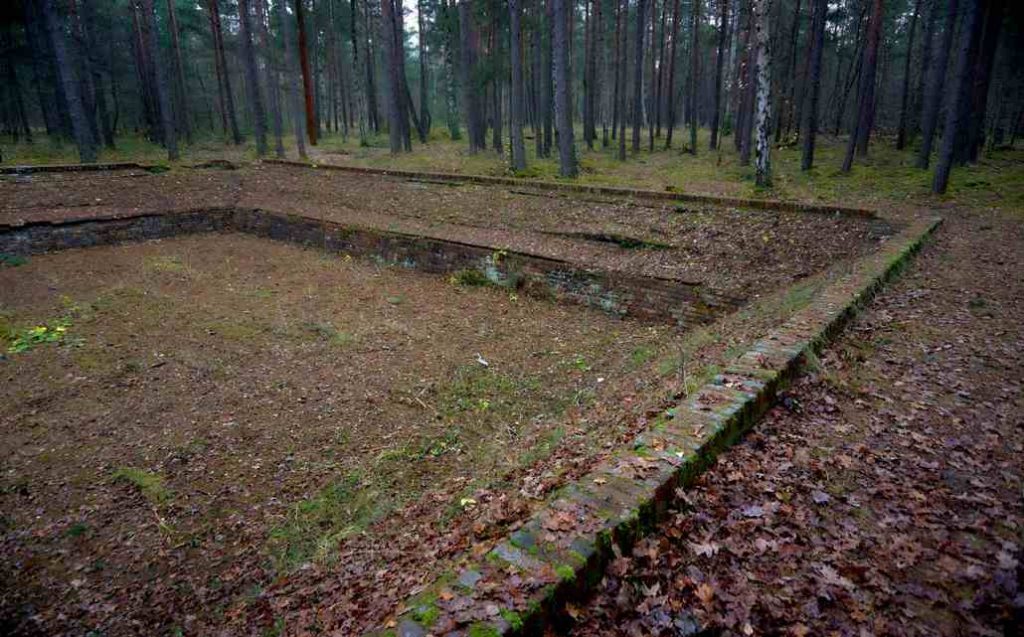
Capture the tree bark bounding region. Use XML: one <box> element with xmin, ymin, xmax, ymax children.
<box><xmin>295</xmin><ymin>0</ymin><xmax>318</xmax><ymax>145</ymax></box>
<box><xmin>664</xmin><ymin>0</ymin><xmax>681</xmax><ymax>149</ymax></box>
<box><xmin>80</xmin><ymin>0</ymin><xmax>114</xmax><ymax>148</ymax></box>
<box><xmin>417</xmin><ymin>0</ymin><xmax>433</xmax><ymax>139</ymax></box>
<box><xmin>381</xmin><ymin>0</ymin><xmax>404</xmax><ymax>153</ymax></box>
<box><xmin>208</xmin><ymin>0</ymin><xmax>243</xmax><ymax>144</ymax></box>
<box><xmin>256</xmin><ymin>0</ymin><xmax>285</xmax><ymax>157</ymax></box>
<box><xmin>441</xmin><ymin>0</ymin><xmax>462</xmax><ymax>141</ymax></box>
<box><xmin>459</xmin><ymin>0</ymin><xmax>486</xmax><ymax>152</ymax></box>
<box><xmin>710</xmin><ymin>0</ymin><xmax>729</xmax><ymax>149</ymax></box>
<box><xmin>349</xmin><ymin>0</ymin><xmax>369</xmax><ymax>145</ymax></box>
<box><xmin>139</xmin><ymin>0</ymin><xmax>178</xmax><ymax>160</ymax></box>
<box><xmin>553</xmin><ymin>0</ymin><xmax>578</xmax><ymax>176</ymax></box>
<box><xmin>632</xmin><ymin>0</ymin><xmax>648</xmax><ymax>152</ymax></box>
<box><xmin>916</xmin><ymin>0</ymin><xmax>957</xmax><ymax>168</ymax></box>
<box><xmin>166</xmin><ymin>0</ymin><xmax>191</xmax><ymax>143</ymax></box>
<box><xmin>509</xmin><ymin>0</ymin><xmax>528</xmax><ymax>170</ymax></box>
<box><xmin>933</xmin><ymin>0</ymin><xmax>984</xmax><ymax>192</ymax></box>
<box><xmin>778</xmin><ymin>0</ymin><xmax>803</xmax><ymax>141</ymax></box>
<box><xmin>896</xmin><ymin>0</ymin><xmax>922</xmax><ymax>150</ymax></box>
<box><xmin>753</xmin><ymin>0</ymin><xmax>772</xmax><ymax>186</ymax></box>
<box><xmin>965</xmin><ymin>0</ymin><xmax>1005</xmax><ymax>162</ymax></box>
<box><xmin>543</xmin><ymin>0</ymin><xmax>554</xmax><ymax>156</ymax></box>
<box><xmin>279</xmin><ymin>0</ymin><xmax>308</xmax><ymax>158</ymax></box>
<box><xmin>841</xmin><ymin>0</ymin><xmax>883</xmax><ymax>172</ymax></box>
<box><xmin>688</xmin><ymin>0</ymin><xmax>702</xmax><ymax>153</ymax></box>
<box><xmin>237</xmin><ymin>0</ymin><xmax>267</xmax><ymax>156</ymax></box>
<box><xmin>801</xmin><ymin>0</ymin><xmax>827</xmax><ymax>170</ymax></box>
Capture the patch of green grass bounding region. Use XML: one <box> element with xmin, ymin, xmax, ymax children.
<box><xmin>6</xmin><ymin>316</ymin><xmax>73</xmax><ymax>354</ymax></box>
<box><xmin>268</xmin><ymin>472</ymin><xmax>389</xmax><ymax>569</ymax></box>
<box><xmin>0</xmin><ymin>253</ymin><xmax>27</xmax><ymax>267</ymax></box>
<box><xmin>304</xmin><ymin>322</ymin><xmax>357</xmax><ymax>347</ymax></box>
<box><xmin>144</xmin><ymin>255</ymin><xmax>188</xmax><ymax>274</ymax></box>
<box><xmin>448</xmin><ymin>268</ymin><xmax>493</xmax><ymax>287</ymax></box>
<box><xmin>204</xmin><ymin>318</ymin><xmax>265</xmax><ymax>341</ymax></box>
<box><xmin>66</xmin><ymin>522</ymin><xmax>88</xmax><ymax>538</ymax></box>
<box><xmin>630</xmin><ymin>346</ymin><xmax>656</xmax><ymax>367</ymax></box>
<box><xmin>112</xmin><ymin>467</ymin><xmax>171</xmax><ymax>504</ymax></box>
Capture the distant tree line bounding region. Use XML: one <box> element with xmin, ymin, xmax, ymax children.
<box><xmin>0</xmin><ymin>0</ymin><xmax>1020</xmax><ymax>192</ymax></box>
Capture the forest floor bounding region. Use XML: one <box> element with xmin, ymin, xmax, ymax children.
<box><xmin>1</xmin><ymin>136</ymin><xmax>1021</xmax><ymax>635</ymax></box>
<box><xmin>565</xmin><ymin>209</ymin><xmax>1024</xmax><ymax>636</ymax></box>
<box><xmin>3</xmin><ymin>128</ymin><xmax>1021</xmax><ymax>214</ymax></box>
<box><xmin>1</xmin><ymin>162</ymin><xmax>896</xmax><ymax>635</ymax></box>
<box><xmin>0</xmin><ymin>233</ymin><xmax>665</xmax><ymax>634</ymax></box>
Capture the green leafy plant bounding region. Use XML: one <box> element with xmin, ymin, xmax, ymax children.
<box><xmin>7</xmin><ymin>317</ymin><xmax>72</xmax><ymax>354</ymax></box>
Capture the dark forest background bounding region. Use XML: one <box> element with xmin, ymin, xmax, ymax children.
<box><xmin>0</xmin><ymin>0</ymin><xmax>1021</xmax><ymax>192</ymax></box>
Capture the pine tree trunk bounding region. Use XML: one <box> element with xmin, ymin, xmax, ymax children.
<box><xmin>688</xmin><ymin>0</ymin><xmax>701</xmax><ymax>154</ymax></box>
<box><xmin>655</xmin><ymin>0</ymin><xmax>668</xmax><ymax>138</ymax></box>
<box><xmin>647</xmin><ymin>0</ymin><xmax>657</xmax><ymax>151</ymax></box>
<box><xmin>42</xmin><ymin>0</ymin><xmax>94</xmax><ymax>160</ymax></box>
<box><xmin>381</xmin><ymin>0</ymin><xmax>404</xmax><ymax>153</ymax></box>
<box><xmin>350</xmin><ymin>0</ymin><xmax>369</xmax><ymax>145</ymax></box>
<box><xmin>916</xmin><ymin>0</ymin><xmax>957</xmax><ymax>168</ymax></box>
<box><xmin>140</xmin><ymin>0</ymin><xmax>178</xmax><ymax>160</ymax></box>
<box><xmin>460</xmin><ymin>0</ymin><xmax>486</xmax><ymax>153</ymax></box>
<box><xmin>129</xmin><ymin>1</ymin><xmax>159</xmax><ymax>142</ymax></box>
<box><xmin>710</xmin><ymin>0</ymin><xmax>729</xmax><ymax>149</ymax></box>
<box><xmin>910</xmin><ymin>0</ymin><xmax>938</xmax><ymax>147</ymax></box>
<box><xmin>365</xmin><ymin>0</ymin><xmax>380</xmax><ymax>133</ymax></box>
<box><xmin>80</xmin><ymin>0</ymin><xmax>114</xmax><ymax>148</ymax></box>
<box><xmin>933</xmin><ymin>0</ymin><xmax>984</xmax><ymax>193</ymax></box>
<box><xmin>295</xmin><ymin>0</ymin><xmax>318</xmax><ymax>145</ymax></box>
<box><xmin>965</xmin><ymin>0</ymin><xmax>1005</xmax><ymax>162</ymax></box>
<box><xmin>632</xmin><ymin>0</ymin><xmax>648</xmax><ymax>152</ymax></box>
<box><xmin>753</xmin><ymin>0</ymin><xmax>772</xmax><ymax>186</ymax></box>
<box><xmin>583</xmin><ymin>0</ymin><xmax>594</xmax><ymax>150</ymax></box>
<box><xmin>896</xmin><ymin>0</ymin><xmax>921</xmax><ymax>150</ymax></box>
<box><xmin>166</xmin><ymin>0</ymin><xmax>191</xmax><ymax>143</ymax></box>
<box><xmin>441</xmin><ymin>0</ymin><xmax>462</xmax><ymax>141</ymax></box>
<box><xmin>279</xmin><ymin>0</ymin><xmax>308</xmax><ymax>157</ymax></box>
<box><xmin>417</xmin><ymin>0</ymin><xmax>433</xmax><ymax>138</ymax></box>
<box><xmin>553</xmin><ymin>0</ymin><xmax>578</xmax><ymax>176</ymax></box>
<box><xmin>532</xmin><ymin>0</ymin><xmax>544</xmax><ymax>153</ymax></box>
<box><xmin>543</xmin><ymin>0</ymin><xmax>554</xmax><ymax>156</ymax></box>
<box><xmin>617</xmin><ymin>0</ymin><xmax>628</xmax><ymax>160</ymax></box>
<box><xmin>208</xmin><ymin>0</ymin><xmax>243</xmax><ymax>144</ymax></box>
<box><xmin>509</xmin><ymin>0</ymin><xmax>528</xmax><ymax>170</ymax></box>
<box><xmin>237</xmin><ymin>0</ymin><xmax>267</xmax><ymax>156</ymax></box>
<box><xmin>611</xmin><ymin>0</ymin><xmax>622</xmax><ymax>144</ymax></box>
<box><xmin>664</xmin><ymin>0</ymin><xmax>681</xmax><ymax>149</ymax></box>
<box><xmin>256</xmin><ymin>0</ymin><xmax>285</xmax><ymax>157</ymax></box>
<box><xmin>779</xmin><ymin>0</ymin><xmax>803</xmax><ymax>141</ymax></box>
<box><xmin>841</xmin><ymin>0</ymin><xmax>883</xmax><ymax>172</ymax></box>
<box><xmin>801</xmin><ymin>0</ymin><xmax>826</xmax><ymax>170</ymax></box>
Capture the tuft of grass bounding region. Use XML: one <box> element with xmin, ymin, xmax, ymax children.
<box><xmin>267</xmin><ymin>472</ymin><xmax>388</xmax><ymax>570</ymax></box>
<box><xmin>112</xmin><ymin>467</ymin><xmax>171</xmax><ymax>504</ymax></box>
<box><xmin>305</xmin><ymin>322</ymin><xmax>357</xmax><ymax>347</ymax></box>
<box><xmin>0</xmin><ymin>253</ymin><xmax>27</xmax><ymax>268</ymax></box>
<box><xmin>448</xmin><ymin>268</ymin><xmax>493</xmax><ymax>287</ymax></box>
<box><xmin>630</xmin><ymin>346</ymin><xmax>656</xmax><ymax>368</ymax></box>
<box><xmin>144</xmin><ymin>255</ymin><xmax>188</xmax><ymax>274</ymax></box>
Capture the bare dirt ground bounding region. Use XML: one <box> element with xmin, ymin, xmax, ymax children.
<box><xmin>0</xmin><ymin>164</ymin><xmax>893</xmax><ymax>302</ymax></box>
<box><xmin>0</xmin><ymin>234</ymin><xmax>670</xmax><ymax>635</ymax></box>
<box><xmin>567</xmin><ymin>210</ymin><xmax>1023</xmax><ymax>636</ymax></box>
<box><xmin>1</xmin><ymin>165</ymin><xmax>949</xmax><ymax>636</ymax></box>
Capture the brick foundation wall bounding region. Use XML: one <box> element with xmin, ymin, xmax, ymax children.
<box><xmin>0</xmin><ymin>208</ymin><xmax>734</xmax><ymax>327</ymax></box>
